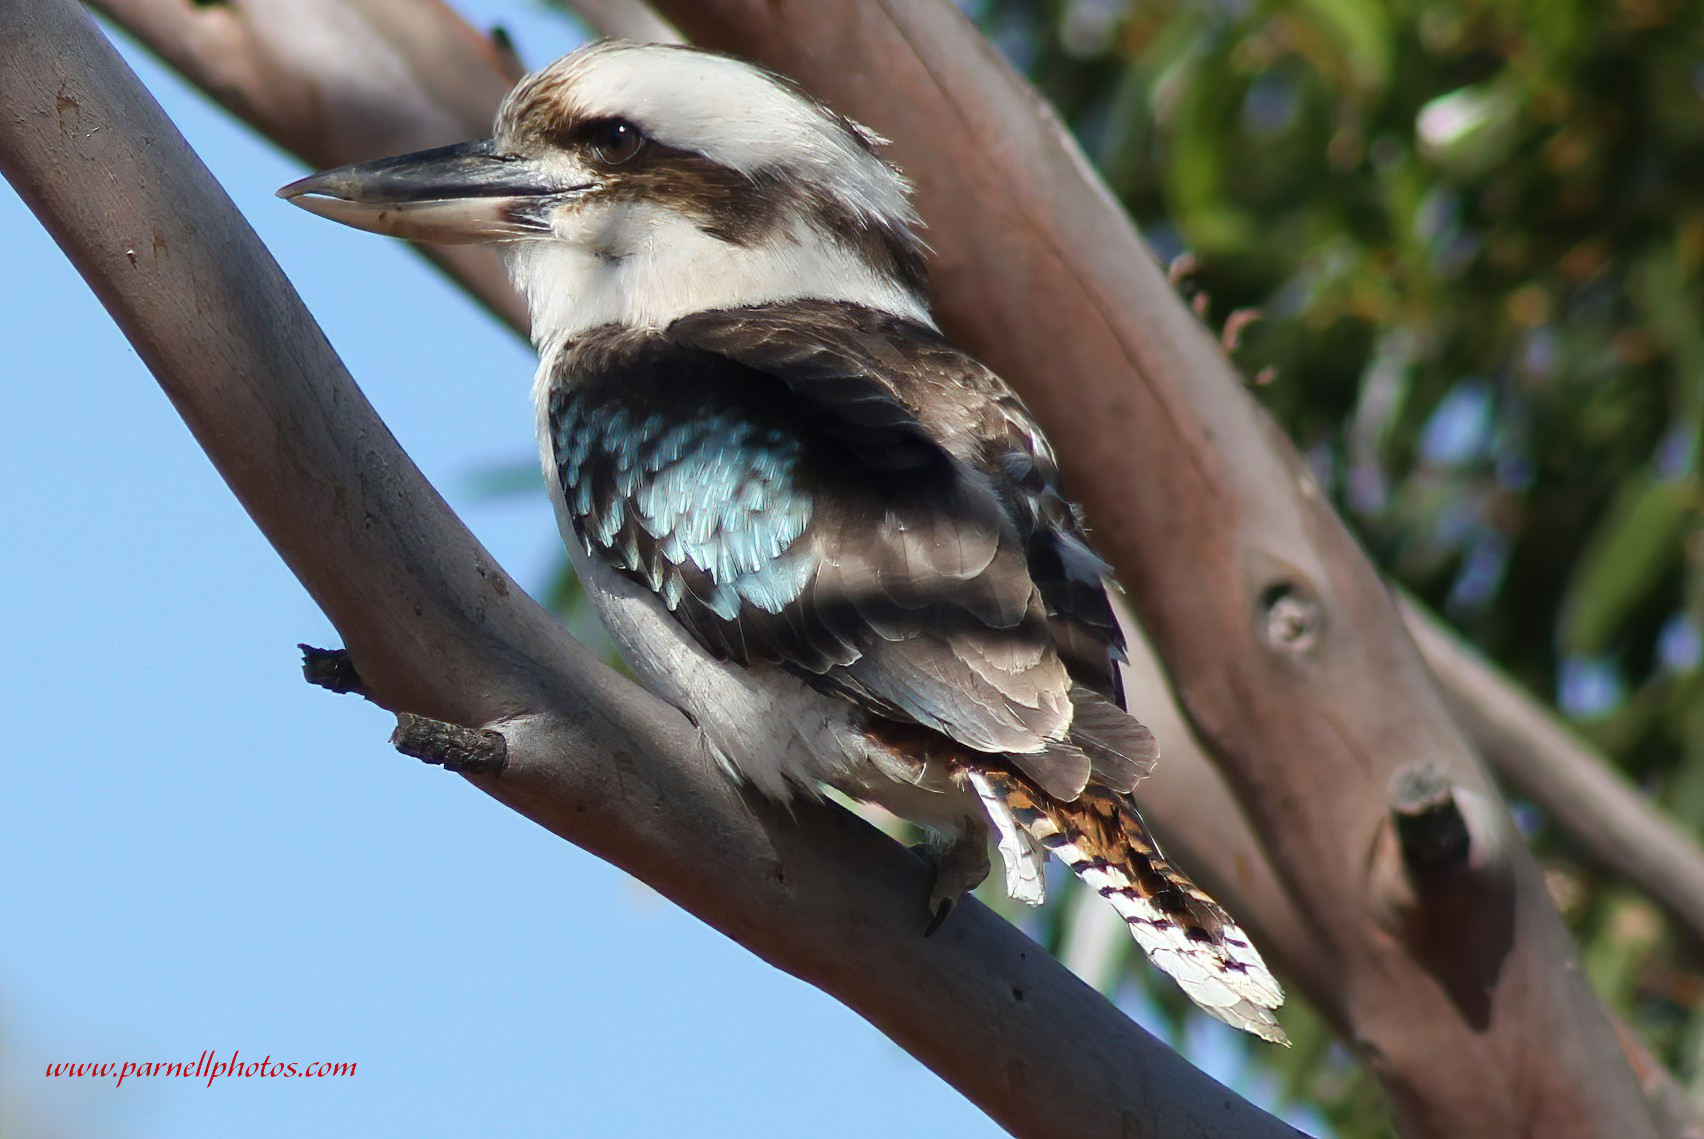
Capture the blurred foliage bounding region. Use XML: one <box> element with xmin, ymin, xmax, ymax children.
<box><xmin>969</xmin><ymin>0</ymin><xmax>1704</xmax><ymax>1130</ymax></box>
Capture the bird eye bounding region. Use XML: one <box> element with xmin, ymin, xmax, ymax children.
<box><xmin>588</xmin><ymin>119</ymin><xmax>645</xmax><ymax>165</ymax></box>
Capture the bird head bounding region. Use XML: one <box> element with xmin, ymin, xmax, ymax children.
<box><xmin>280</xmin><ymin>41</ymin><xmax>931</xmax><ymax>348</ymax></box>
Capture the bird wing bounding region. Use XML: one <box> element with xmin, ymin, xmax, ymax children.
<box><xmin>547</xmin><ymin>308</ymin><xmax>1103</xmax><ymax>798</ymax></box>
<box><xmin>670</xmin><ymin>303</ymin><xmax>1130</xmax><ymax>698</ymax></box>
<box><xmin>667</xmin><ymin>302</ymin><xmax>1151</xmax><ymax>791</ymax></box>
<box><xmin>653</xmin><ymin>309</ymin><xmax>1270</xmax><ymax>1034</ymax></box>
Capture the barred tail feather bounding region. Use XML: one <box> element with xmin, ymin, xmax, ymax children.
<box><xmin>978</xmin><ymin>767</ymin><xmax>1288</xmax><ymax>1044</ymax></box>
<box><xmin>966</xmin><ymin>769</ymin><xmax>1050</xmax><ymax>906</ymax></box>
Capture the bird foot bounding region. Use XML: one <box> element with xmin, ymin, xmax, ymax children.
<box><xmin>915</xmin><ymin>817</ymin><xmax>991</xmax><ymax>937</ymax></box>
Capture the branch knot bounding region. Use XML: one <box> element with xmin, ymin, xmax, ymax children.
<box><xmin>390</xmin><ymin>713</ymin><xmax>508</xmax><ymax>775</ymax></box>
<box><xmin>1389</xmin><ymin>763</ymin><xmax>1472</xmax><ymax>874</ymax></box>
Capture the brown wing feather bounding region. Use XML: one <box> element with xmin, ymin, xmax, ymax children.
<box><xmin>1068</xmin><ymin>685</ymin><xmax>1159</xmax><ymax>793</ymax></box>
<box><xmin>562</xmin><ymin>313</ymin><xmax>1096</xmax><ymax>795</ymax></box>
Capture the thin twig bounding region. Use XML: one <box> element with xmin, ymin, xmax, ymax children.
<box><xmin>1404</xmin><ymin>598</ymin><xmax>1704</xmax><ymax>941</ymax></box>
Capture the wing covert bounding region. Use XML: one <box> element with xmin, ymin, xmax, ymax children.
<box><xmin>549</xmin><ymin>306</ymin><xmax>1134</xmax><ymax>798</ymax></box>
<box><xmin>670</xmin><ymin>302</ymin><xmax>1129</xmax><ymax>702</ymax></box>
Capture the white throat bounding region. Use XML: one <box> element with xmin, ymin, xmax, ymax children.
<box><xmin>505</xmin><ymin>203</ymin><xmax>933</xmax><ymax>356</ymax></box>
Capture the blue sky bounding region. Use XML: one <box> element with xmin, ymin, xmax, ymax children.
<box><xmin>0</xmin><ymin>7</ymin><xmax>1307</xmax><ymax>1137</ymax></box>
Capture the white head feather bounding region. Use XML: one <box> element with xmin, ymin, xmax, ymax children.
<box><xmin>493</xmin><ymin>41</ymin><xmax>933</xmax><ymax>350</ymax></box>
<box><xmin>502</xmin><ymin>42</ymin><xmax>919</xmax><ymax>238</ymax></box>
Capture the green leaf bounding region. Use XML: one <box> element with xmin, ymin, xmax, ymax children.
<box><xmin>1414</xmin><ymin>81</ymin><xmax>1523</xmax><ymax>180</ymax></box>
<box><xmin>1289</xmin><ymin>0</ymin><xmax>1392</xmax><ymax>92</ymax></box>
<box><xmin>1165</xmin><ymin>44</ymin><xmax>1255</xmax><ymax>254</ymax></box>
<box><xmin>543</xmin><ymin>558</ymin><xmax>584</xmax><ymax>619</ymax></box>
<box><xmin>1560</xmin><ymin>473</ymin><xmax>1696</xmax><ymax>655</ymax></box>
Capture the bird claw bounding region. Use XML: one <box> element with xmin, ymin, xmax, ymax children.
<box><xmin>914</xmin><ymin>818</ymin><xmax>991</xmax><ymax>937</ymax></box>
<box><xmin>923</xmin><ymin>895</ymin><xmax>955</xmax><ymax>938</ymax></box>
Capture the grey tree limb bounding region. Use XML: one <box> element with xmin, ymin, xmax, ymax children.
<box><xmin>85</xmin><ymin>0</ymin><xmax>530</xmax><ymax>331</ymax></box>
<box><xmin>89</xmin><ymin>0</ymin><xmax>1704</xmax><ymax>964</ymax></box>
<box><xmin>0</xmin><ymin>1</ymin><xmax>1306</xmax><ymax>1136</ymax></box>
<box><xmin>1117</xmin><ymin>604</ymin><xmax>1703</xmax><ymax>1139</ymax></box>
<box><xmin>546</xmin><ymin>0</ymin><xmax>681</xmax><ymax>42</ymax></box>
<box><xmin>643</xmin><ymin>3</ymin><xmax>1655</xmax><ymax>1136</ymax></box>
<box><xmin>1404</xmin><ymin>598</ymin><xmax>1704</xmax><ymax>941</ymax></box>
<box><xmin>72</xmin><ymin>0</ymin><xmax>1704</xmax><ymax>1131</ymax></box>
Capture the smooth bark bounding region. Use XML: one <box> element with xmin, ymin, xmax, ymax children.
<box><xmin>0</xmin><ymin>1</ymin><xmax>1305</xmax><ymax>1136</ymax></box>
<box><xmin>548</xmin><ymin>0</ymin><xmax>679</xmax><ymax>42</ymax></box>
<box><xmin>88</xmin><ymin>0</ymin><xmax>1704</xmax><ymax>962</ymax></box>
<box><xmin>86</xmin><ymin>0</ymin><xmax>529</xmax><ymax>330</ymax></box>
<box><xmin>1406</xmin><ymin>599</ymin><xmax>1704</xmax><ymax>942</ymax></box>
<box><xmin>644</xmin><ymin>2</ymin><xmax>1655</xmax><ymax>1136</ymax></box>
<box><xmin>64</xmin><ymin>0</ymin><xmax>1704</xmax><ymax>1133</ymax></box>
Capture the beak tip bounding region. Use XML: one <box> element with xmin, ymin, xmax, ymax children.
<box><xmin>272</xmin><ymin>142</ymin><xmax>539</xmax><ymax>243</ymax></box>
<box><xmin>276</xmin><ymin>173</ymin><xmax>325</xmax><ymax>203</ymax></box>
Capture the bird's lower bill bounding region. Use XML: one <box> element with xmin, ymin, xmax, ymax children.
<box><xmin>277</xmin><ymin>140</ymin><xmax>573</xmax><ymax>244</ymax></box>
<box><xmin>281</xmin><ymin>191</ymin><xmax>535</xmax><ymax>244</ymax></box>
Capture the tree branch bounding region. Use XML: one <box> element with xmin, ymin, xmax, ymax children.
<box><xmin>73</xmin><ymin>0</ymin><xmax>1704</xmax><ymax>1131</ymax></box>
<box><xmin>91</xmin><ymin>0</ymin><xmax>1704</xmax><ymax>965</ymax></box>
<box><xmin>643</xmin><ymin>3</ymin><xmax>1656</xmax><ymax>1136</ymax></box>
<box><xmin>1403</xmin><ymin>598</ymin><xmax>1704</xmax><ymax>942</ymax></box>
<box><xmin>546</xmin><ymin>0</ymin><xmax>680</xmax><ymax>42</ymax></box>
<box><xmin>86</xmin><ymin>0</ymin><xmax>530</xmax><ymax>332</ymax></box>
<box><xmin>1122</xmin><ymin>615</ymin><xmax>1704</xmax><ymax>1139</ymax></box>
<box><xmin>0</xmin><ymin>1</ymin><xmax>1305</xmax><ymax>1135</ymax></box>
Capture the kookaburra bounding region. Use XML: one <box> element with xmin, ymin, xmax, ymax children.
<box><xmin>282</xmin><ymin>40</ymin><xmax>1285</xmax><ymax>1043</ymax></box>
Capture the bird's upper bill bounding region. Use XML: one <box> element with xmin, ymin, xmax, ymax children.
<box><xmin>278</xmin><ymin>40</ymin><xmax>922</xmax><ymax>252</ymax></box>
<box><xmin>278</xmin><ymin>137</ymin><xmax>563</xmax><ymax>244</ymax></box>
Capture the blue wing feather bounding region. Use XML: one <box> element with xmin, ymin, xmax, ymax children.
<box><xmin>552</xmin><ymin>389</ymin><xmax>817</xmax><ymax>624</ymax></box>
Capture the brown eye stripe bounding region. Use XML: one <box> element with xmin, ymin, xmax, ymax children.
<box><xmin>587</xmin><ymin>149</ymin><xmax>928</xmax><ymax>292</ymax></box>
<box><xmin>503</xmin><ymin>82</ymin><xmax>927</xmax><ymax>292</ymax></box>
<box><xmin>595</xmin><ymin>146</ymin><xmax>786</xmax><ymax>241</ymax></box>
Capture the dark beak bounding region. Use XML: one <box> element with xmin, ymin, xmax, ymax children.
<box><xmin>278</xmin><ymin>139</ymin><xmax>585</xmax><ymax>244</ymax></box>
